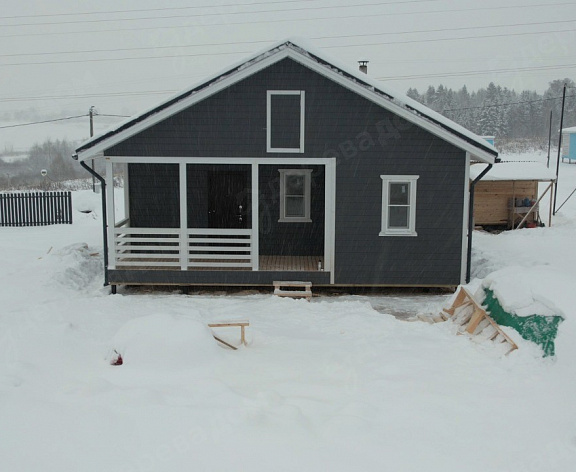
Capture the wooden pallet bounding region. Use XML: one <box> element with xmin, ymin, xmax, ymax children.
<box><xmin>273</xmin><ymin>281</ymin><xmax>312</xmax><ymax>301</ymax></box>
<box><xmin>442</xmin><ymin>287</ymin><xmax>518</xmax><ymax>355</ymax></box>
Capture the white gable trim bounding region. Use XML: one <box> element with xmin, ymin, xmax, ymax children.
<box><xmin>76</xmin><ymin>46</ymin><xmax>495</xmax><ymax>164</ymax></box>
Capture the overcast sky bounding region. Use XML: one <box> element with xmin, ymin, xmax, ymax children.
<box><xmin>1</xmin><ymin>0</ymin><xmax>575</xmax><ymax>120</ymax></box>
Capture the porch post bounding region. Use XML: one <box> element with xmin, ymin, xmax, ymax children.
<box><xmin>123</xmin><ymin>163</ymin><xmax>130</xmax><ymax>224</ymax></box>
<box><xmin>179</xmin><ymin>162</ymin><xmax>188</xmax><ymax>270</ymax></box>
<box><xmin>251</xmin><ymin>163</ymin><xmax>259</xmax><ymax>270</ymax></box>
<box><xmin>324</xmin><ymin>159</ymin><xmax>336</xmax><ymax>284</ymax></box>
<box><xmin>105</xmin><ymin>159</ymin><xmax>116</xmax><ymax>270</ymax></box>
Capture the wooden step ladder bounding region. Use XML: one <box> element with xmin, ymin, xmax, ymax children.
<box><xmin>273</xmin><ymin>281</ymin><xmax>312</xmax><ymax>301</ymax></box>
<box><xmin>442</xmin><ymin>287</ymin><xmax>518</xmax><ymax>355</ymax></box>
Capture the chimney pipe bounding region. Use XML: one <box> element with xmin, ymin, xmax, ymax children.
<box><xmin>358</xmin><ymin>60</ymin><xmax>369</xmax><ymax>74</ymax></box>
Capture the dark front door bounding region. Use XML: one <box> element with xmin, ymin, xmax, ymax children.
<box><xmin>208</xmin><ymin>171</ymin><xmax>248</xmax><ymax>229</ymax></box>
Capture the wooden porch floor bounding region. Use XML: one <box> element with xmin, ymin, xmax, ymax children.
<box><xmin>116</xmin><ymin>255</ymin><xmax>324</xmax><ymax>271</ymax></box>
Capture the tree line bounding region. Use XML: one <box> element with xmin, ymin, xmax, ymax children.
<box><xmin>406</xmin><ymin>78</ymin><xmax>576</xmax><ymax>142</ymax></box>
<box><xmin>0</xmin><ymin>139</ymin><xmax>93</xmax><ymax>190</ymax></box>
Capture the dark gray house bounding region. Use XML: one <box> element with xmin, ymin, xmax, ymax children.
<box><xmin>74</xmin><ymin>39</ymin><xmax>497</xmax><ymax>292</ymax></box>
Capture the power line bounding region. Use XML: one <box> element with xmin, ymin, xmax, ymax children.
<box><xmin>0</xmin><ymin>113</ymin><xmax>130</xmax><ymax>129</ymax></box>
<box><xmin>0</xmin><ymin>1</ymin><xmax>439</xmax><ymax>28</ymax></box>
<box><xmin>377</xmin><ymin>61</ymin><xmax>576</xmax><ymax>81</ymax></box>
<box><xmin>2</xmin><ymin>26</ymin><xmax>575</xmax><ymax>68</ymax></box>
<box><xmin>1</xmin><ymin>1</ymin><xmax>573</xmax><ymax>39</ymax></box>
<box><xmin>0</xmin><ymin>114</ymin><xmax>88</xmax><ymax>129</ymax></box>
<box><xmin>2</xmin><ymin>18</ymin><xmax>574</xmax><ymax>60</ymax></box>
<box><xmin>97</xmin><ymin>113</ymin><xmax>131</xmax><ymax>118</ymax></box>
<box><xmin>0</xmin><ymin>91</ymin><xmax>176</xmax><ymax>103</ymax></box>
<box><xmin>328</xmin><ymin>26</ymin><xmax>576</xmax><ymax>50</ymax></box>
<box><xmin>0</xmin><ymin>0</ymin><xmax>316</xmax><ymax>19</ymax></box>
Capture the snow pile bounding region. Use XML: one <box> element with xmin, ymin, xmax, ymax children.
<box><xmin>470</xmin><ymin>161</ymin><xmax>556</xmax><ymax>181</ymax></box>
<box><xmin>72</xmin><ymin>189</ymin><xmax>101</xmax><ymax>214</ymax></box>
<box><xmin>480</xmin><ymin>266</ymin><xmax>566</xmax><ymax>319</ymax></box>
<box><xmin>110</xmin><ymin>313</ymin><xmax>223</xmax><ymax>369</ymax></box>
<box><xmin>51</xmin><ymin>243</ymin><xmax>103</xmax><ymax>292</ymax></box>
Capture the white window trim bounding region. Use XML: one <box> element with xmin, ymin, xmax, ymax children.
<box><xmin>380</xmin><ymin>175</ymin><xmax>419</xmax><ymax>237</ymax></box>
<box><xmin>267</xmin><ymin>90</ymin><xmax>305</xmax><ymax>153</ymax></box>
<box><xmin>279</xmin><ymin>169</ymin><xmax>312</xmax><ymax>223</ymax></box>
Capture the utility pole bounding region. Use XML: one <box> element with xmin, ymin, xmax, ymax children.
<box><xmin>89</xmin><ymin>106</ymin><xmax>96</xmax><ymax>192</ymax></box>
<box><xmin>553</xmin><ymin>85</ymin><xmax>566</xmax><ymax>215</ymax></box>
<box><xmin>546</xmin><ymin>110</ymin><xmax>553</xmax><ymax>168</ymax></box>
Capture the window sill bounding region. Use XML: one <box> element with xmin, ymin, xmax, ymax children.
<box><xmin>279</xmin><ymin>218</ymin><xmax>312</xmax><ymax>223</ymax></box>
<box><xmin>379</xmin><ymin>230</ymin><xmax>418</xmax><ymax>237</ymax></box>
<box><xmin>267</xmin><ymin>147</ymin><xmax>305</xmax><ymax>153</ymax></box>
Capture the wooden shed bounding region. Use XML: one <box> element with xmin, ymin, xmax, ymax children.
<box><xmin>561</xmin><ymin>126</ymin><xmax>576</xmax><ymax>163</ymax></box>
<box><xmin>471</xmin><ymin>162</ymin><xmax>556</xmax><ymax>229</ymax></box>
<box><xmin>73</xmin><ymin>39</ymin><xmax>497</xmax><ymax>291</ymax></box>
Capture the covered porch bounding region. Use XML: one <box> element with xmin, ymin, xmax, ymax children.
<box><xmin>104</xmin><ymin>156</ymin><xmax>335</xmax><ymax>286</ymax></box>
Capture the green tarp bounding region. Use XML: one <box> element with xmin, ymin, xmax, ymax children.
<box><xmin>483</xmin><ymin>289</ymin><xmax>563</xmax><ymax>357</ymax></box>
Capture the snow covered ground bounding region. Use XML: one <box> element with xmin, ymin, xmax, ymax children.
<box><xmin>1</xmin><ymin>151</ymin><xmax>576</xmax><ymax>471</ymax></box>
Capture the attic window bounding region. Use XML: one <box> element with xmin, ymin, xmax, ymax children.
<box><xmin>267</xmin><ymin>90</ymin><xmax>305</xmax><ymax>153</ymax></box>
<box><xmin>380</xmin><ymin>175</ymin><xmax>419</xmax><ymax>236</ymax></box>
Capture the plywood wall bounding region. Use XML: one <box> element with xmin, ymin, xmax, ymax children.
<box><xmin>474</xmin><ymin>180</ymin><xmax>538</xmax><ymax>226</ymax></box>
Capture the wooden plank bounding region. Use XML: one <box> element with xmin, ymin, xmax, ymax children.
<box><xmin>208</xmin><ymin>322</ymin><xmax>249</xmax><ymax>328</ymax></box>
<box><xmin>465</xmin><ymin>309</ymin><xmax>485</xmax><ymax>334</ymax></box>
<box><xmin>273</xmin><ymin>281</ymin><xmax>312</xmax><ymax>287</ymax></box>
<box><xmin>274</xmin><ymin>290</ymin><xmax>311</xmax><ymax>297</ymax></box>
<box><xmin>212</xmin><ymin>335</ymin><xmax>237</xmax><ymax>350</ymax></box>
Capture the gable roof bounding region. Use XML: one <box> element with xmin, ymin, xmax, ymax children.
<box><xmin>75</xmin><ymin>38</ymin><xmax>497</xmax><ymax>163</ymax></box>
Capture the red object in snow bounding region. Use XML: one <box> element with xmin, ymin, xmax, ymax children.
<box><xmin>110</xmin><ymin>351</ymin><xmax>123</xmax><ymax>366</ymax></box>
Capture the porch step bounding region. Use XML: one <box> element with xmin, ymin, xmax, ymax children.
<box><xmin>273</xmin><ymin>281</ymin><xmax>312</xmax><ymax>301</ymax></box>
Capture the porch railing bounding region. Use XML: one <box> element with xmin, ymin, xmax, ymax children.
<box><xmin>112</xmin><ymin>225</ymin><xmax>253</xmax><ymax>270</ymax></box>
<box><xmin>188</xmin><ymin>228</ymin><xmax>252</xmax><ymax>269</ymax></box>
<box><xmin>114</xmin><ymin>227</ymin><xmax>181</xmax><ymax>268</ymax></box>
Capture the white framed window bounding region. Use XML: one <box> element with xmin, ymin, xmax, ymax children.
<box><xmin>267</xmin><ymin>90</ymin><xmax>305</xmax><ymax>153</ymax></box>
<box><xmin>380</xmin><ymin>175</ymin><xmax>419</xmax><ymax>236</ymax></box>
<box><xmin>279</xmin><ymin>169</ymin><xmax>312</xmax><ymax>222</ymax></box>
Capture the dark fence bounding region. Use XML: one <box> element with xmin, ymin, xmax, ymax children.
<box><xmin>0</xmin><ymin>191</ymin><xmax>73</xmax><ymax>227</ymax></box>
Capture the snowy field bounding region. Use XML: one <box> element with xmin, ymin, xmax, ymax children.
<box><xmin>1</xmin><ymin>151</ymin><xmax>576</xmax><ymax>471</ymax></box>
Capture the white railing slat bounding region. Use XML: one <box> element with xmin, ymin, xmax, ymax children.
<box><xmin>114</xmin><ymin>227</ymin><xmax>180</xmax><ymax>235</ymax></box>
<box><xmin>115</xmin><ymin>261</ymin><xmax>181</xmax><ymax>267</ymax></box>
<box><xmin>188</xmin><ymin>262</ymin><xmax>253</xmax><ymax>268</ymax></box>
<box><xmin>116</xmin><ymin>253</ymin><xmax>180</xmax><ymax>260</ymax></box>
<box><xmin>116</xmin><ymin>237</ymin><xmax>179</xmax><ymax>243</ymax></box>
<box><xmin>188</xmin><ymin>238</ymin><xmax>250</xmax><ymax>244</ymax></box>
<box><xmin>188</xmin><ymin>228</ymin><xmax>252</xmax><ymax>236</ymax></box>
<box><xmin>189</xmin><ymin>254</ymin><xmax>252</xmax><ymax>261</ymax></box>
<box><xmin>116</xmin><ymin>245</ymin><xmax>179</xmax><ymax>252</ymax></box>
<box><xmin>189</xmin><ymin>246</ymin><xmax>251</xmax><ymax>253</ymax></box>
